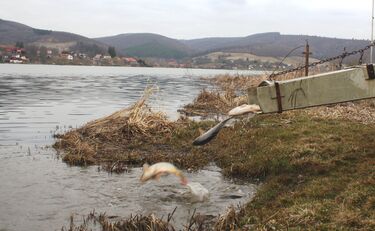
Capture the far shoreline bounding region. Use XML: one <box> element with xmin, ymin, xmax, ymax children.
<box><xmin>0</xmin><ymin>62</ymin><xmax>263</xmax><ymax>71</ymax></box>
<box><xmin>0</xmin><ymin>63</ymin><xmax>268</xmax><ymax>76</ymax></box>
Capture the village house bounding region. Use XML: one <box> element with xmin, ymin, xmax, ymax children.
<box><xmin>93</xmin><ymin>54</ymin><xmax>102</xmax><ymax>61</ymax></box>
<box><xmin>166</xmin><ymin>60</ymin><xmax>178</xmax><ymax>67</ymax></box>
<box><xmin>61</xmin><ymin>51</ymin><xmax>74</xmax><ymax>60</ymax></box>
<box><xmin>123</xmin><ymin>57</ymin><xmax>138</xmax><ymax>65</ymax></box>
<box><xmin>78</xmin><ymin>53</ymin><xmax>87</xmax><ymax>59</ymax></box>
<box><xmin>47</xmin><ymin>49</ymin><xmax>53</xmax><ymax>58</ymax></box>
<box><xmin>0</xmin><ymin>46</ymin><xmax>28</xmax><ymax>63</ymax></box>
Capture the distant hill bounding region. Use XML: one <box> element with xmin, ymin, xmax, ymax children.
<box><xmin>97</xmin><ymin>31</ymin><xmax>372</xmax><ymax>62</ymax></box>
<box><xmin>1</xmin><ymin>18</ymin><xmax>372</xmax><ymax>62</ymax></box>
<box><xmin>0</xmin><ymin>19</ymin><xmax>107</xmax><ymax>56</ymax></box>
<box><xmin>182</xmin><ymin>32</ymin><xmax>372</xmax><ymax>61</ymax></box>
<box><xmin>95</xmin><ymin>33</ymin><xmax>194</xmax><ymax>59</ymax></box>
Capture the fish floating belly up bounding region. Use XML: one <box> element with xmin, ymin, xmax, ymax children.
<box><xmin>140</xmin><ymin>162</ymin><xmax>188</xmax><ymax>185</ymax></box>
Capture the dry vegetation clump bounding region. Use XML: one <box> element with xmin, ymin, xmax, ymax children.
<box><xmin>306</xmin><ymin>100</ymin><xmax>375</xmax><ymax>124</ymax></box>
<box><xmin>83</xmin><ymin>87</ymin><xmax>174</xmax><ymax>139</ymax></box>
<box><xmin>179</xmin><ymin>88</ymin><xmax>237</xmax><ymax>116</ymax></box>
<box><xmin>180</xmin><ymin>74</ymin><xmax>266</xmax><ymax>117</ymax></box>
<box><xmin>62</xmin><ymin>210</ymin><xmax>175</xmax><ymax>231</ymax></box>
<box><xmin>205</xmin><ymin>74</ymin><xmax>267</xmax><ymax>91</ymax></box>
<box><xmin>213</xmin><ymin>206</ymin><xmax>245</xmax><ymax>231</ymax></box>
<box><xmin>62</xmin><ymin>207</ymin><xmax>245</xmax><ymax>231</ymax></box>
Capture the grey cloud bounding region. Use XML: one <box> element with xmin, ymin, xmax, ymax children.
<box><xmin>0</xmin><ymin>0</ymin><xmax>372</xmax><ymax>40</ymax></box>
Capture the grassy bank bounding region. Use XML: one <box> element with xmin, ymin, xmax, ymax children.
<box><xmin>203</xmin><ymin>111</ymin><xmax>375</xmax><ymax>230</ymax></box>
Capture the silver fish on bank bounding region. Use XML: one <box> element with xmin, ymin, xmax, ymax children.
<box><xmin>192</xmin><ymin>117</ymin><xmax>233</xmax><ymax>146</ymax></box>
<box><xmin>192</xmin><ymin>104</ymin><xmax>262</xmax><ymax>146</ymax></box>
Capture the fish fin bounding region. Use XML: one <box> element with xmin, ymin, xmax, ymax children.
<box><xmin>180</xmin><ymin>177</ymin><xmax>188</xmax><ymax>185</ymax></box>
<box><xmin>140</xmin><ymin>163</ymin><xmax>150</xmax><ymax>182</ymax></box>
<box><xmin>143</xmin><ymin>163</ymin><xmax>149</xmax><ymax>171</ymax></box>
<box><xmin>175</xmin><ymin>170</ymin><xmax>188</xmax><ymax>185</ymax></box>
<box><xmin>155</xmin><ymin>173</ymin><xmax>162</xmax><ymax>181</ymax></box>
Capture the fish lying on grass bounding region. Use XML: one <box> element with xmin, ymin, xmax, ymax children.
<box><xmin>140</xmin><ymin>162</ymin><xmax>188</xmax><ymax>185</ymax></box>
<box><xmin>192</xmin><ymin>117</ymin><xmax>233</xmax><ymax>146</ymax></box>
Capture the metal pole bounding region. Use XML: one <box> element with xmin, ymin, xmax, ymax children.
<box><xmin>305</xmin><ymin>42</ymin><xmax>310</xmax><ymax>76</ymax></box>
<box><xmin>371</xmin><ymin>0</ymin><xmax>374</xmax><ymax>63</ymax></box>
<box><xmin>302</xmin><ymin>41</ymin><xmax>311</xmax><ymax>76</ymax></box>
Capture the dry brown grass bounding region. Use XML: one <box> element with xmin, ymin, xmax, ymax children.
<box><xmin>84</xmin><ymin>86</ymin><xmax>174</xmax><ymax>138</ymax></box>
<box><xmin>53</xmin><ymin>86</ymin><xmax>180</xmax><ymax>170</ymax></box>
<box><xmin>205</xmin><ymin>74</ymin><xmax>267</xmax><ymax>91</ymax></box>
<box><xmin>180</xmin><ymin>74</ymin><xmax>266</xmax><ymax>117</ymax></box>
<box><xmin>213</xmin><ymin>206</ymin><xmax>245</xmax><ymax>231</ymax></box>
<box><xmin>179</xmin><ymin>88</ymin><xmax>239</xmax><ymax>116</ymax></box>
<box><xmin>305</xmin><ymin>100</ymin><xmax>375</xmax><ymax>124</ymax></box>
<box><xmin>62</xmin><ymin>207</ymin><xmax>248</xmax><ymax>231</ymax></box>
<box><xmin>62</xmin><ymin>210</ymin><xmax>175</xmax><ymax>231</ymax></box>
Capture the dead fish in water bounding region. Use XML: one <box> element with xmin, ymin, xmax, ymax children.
<box><xmin>192</xmin><ymin>117</ymin><xmax>233</xmax><ymax>146</ymax></box>
<box><xmin>140</xmin><ymin>162</ymin><xmax>188</xmax><ymax>185</ymax></box>
<box><xmin>228</xmin><ymin>104</ymin><xmax>262</xmax><ymax>116</ymax></box>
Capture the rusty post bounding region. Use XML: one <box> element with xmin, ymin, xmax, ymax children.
<box><xmin>302</xmin><ymin>41</ymin><xmax>312</xmax><ymax>76</ymax></box>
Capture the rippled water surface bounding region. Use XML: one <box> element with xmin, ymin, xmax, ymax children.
<box><xmin>0</xmin><ymin>64</ymin><xmax>259</xmax><ymax>231</ymax></box>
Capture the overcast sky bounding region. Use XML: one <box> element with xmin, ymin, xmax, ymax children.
<box><xmin>0</xmin><ymin>0</ymin><xmax>373</xmax><ymax>40</ymax></box>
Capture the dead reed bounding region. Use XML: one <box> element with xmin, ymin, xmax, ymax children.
<box><xmin>62</xmin><ymin>206</ymin><xmax>247</xmax><ymax>231</ymax></box>
<box><xmin>61</xmin><ymin>210</ymin><xmax>174</xmax><ymax>231</ymax></box>
<box><xmin>180</xmin><ymin>74</ymin><xmax>266</xmax><ymax>117</ymax></box>
<box><xmin>53</xmin><ymin>86</ymin><xmax>177</xmax><ymax>170</ymax></box>
<box><xmin>305</xmin><ymin>100</ymin><xmax>375</xmax><ymax>124</ymax></box>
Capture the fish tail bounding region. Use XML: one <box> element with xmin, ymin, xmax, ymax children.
<box><xmin>176</xmin><ymin>170</ymin><xmax>188</xmax><ymax>185</ymax></box>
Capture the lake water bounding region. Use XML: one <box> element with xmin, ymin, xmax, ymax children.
<box><xmin>0</xmin><ymin>64</ymin><xmax>260</xmax><ymax>231</ymax></box>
